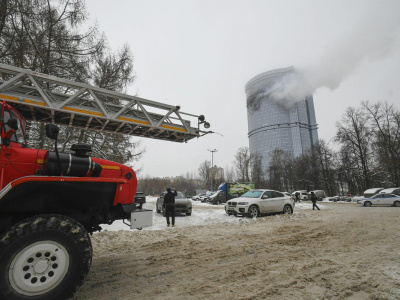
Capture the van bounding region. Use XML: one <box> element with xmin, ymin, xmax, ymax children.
<box><xmin>292</xmin><ymin>190</ymin><xmax>308</xmax><ymax>201</ymax></box>
<box><xmin>308</xmin><ymin>190</ymin><xmax>325</xmax><ymax>201</ymax></box>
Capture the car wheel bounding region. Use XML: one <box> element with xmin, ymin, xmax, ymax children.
<box><xmin>156</xmin><ymin>205</ymin><xmax>160</xmax><ymax>213</ymax></box>
<box><xmin>283</xmin><ymin>205</ymin><xmax>293</xmax><ymax>214</ymax></box>
<box><xmin>394</xmin><ymin>201</ymin><xmax>400</xmax><ymax>207</ymax></box>
<box><xmin>364</xmin><ymin>201</ymin><xmax>372</xmax><ymax>207</ymax></box>
<box><xmin>186</xmin><ymin>212</ymin><xmax>191</xmax><ymax>216</ymax></box>
<box><xmin>0</xmin><ymin>215</ymin><xmax>92</xmax><ymax>300</ymax></box>
<box><xmin>247</xmin><ymin>205</ymin><xmax>259</xmax><ymax>218</ymax></box>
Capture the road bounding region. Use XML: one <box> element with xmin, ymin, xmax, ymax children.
<box><xmin>73</xmin><ymin>202</ymin><xmax>400</xmax><ymax>300</ymax></box>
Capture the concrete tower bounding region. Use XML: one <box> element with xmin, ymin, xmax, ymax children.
<box><xmin>245</xmin><ymin>67</ymin><xmax>319</xmax><ymax>172</ymax></box>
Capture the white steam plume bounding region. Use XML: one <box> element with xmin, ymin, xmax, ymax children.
<box><xmin>268</xmin><ymin>2</ymin><xmax>400</xmax><ymax>107</ymax></box>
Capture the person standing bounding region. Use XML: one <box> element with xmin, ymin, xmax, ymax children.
<box><xmin>163</xmin><ymin>187</ymin><xmax>178</xmax><ymax>227</ymax></box>
<box><xmin>295</xmin><ymin>192</ymin><xmax>300</xmax><ymax>203</ymax></box>
<box><xmin>310</xmin><ymin>191</ymin><xmax>320</xmax><ymax>210</ymax></box>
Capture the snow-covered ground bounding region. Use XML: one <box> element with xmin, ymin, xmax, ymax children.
<box><xmin>99</xmin><ymin>196</ymin><xmax>346</xmax><ymax>232</ymax></box>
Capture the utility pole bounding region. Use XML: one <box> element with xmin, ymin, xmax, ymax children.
<box><xmin>208</xmin><ymin>149</ymin><xmax>218</xmax><ymax>191</ymax></box>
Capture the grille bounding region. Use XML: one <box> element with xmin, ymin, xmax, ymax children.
<box><xmin>229</xmin><ymin>202</ymin><xmax>237</xmax><ymax>207</ymax></box>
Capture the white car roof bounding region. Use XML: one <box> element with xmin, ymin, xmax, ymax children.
<box><xmin>364</xmin><ymin>188</ymin><xmax>384</xmax><ymax>193</ymax></box>
<box><xmin>379</xmin><ymin>187</ymin><xmax>400</xmax><ymax>194</ymax></box>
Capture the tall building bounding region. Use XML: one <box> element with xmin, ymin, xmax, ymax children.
<box><xmin>245</xmin><ymin>67</ymin><xmax>319</xmax><ymax>173</ymax></box>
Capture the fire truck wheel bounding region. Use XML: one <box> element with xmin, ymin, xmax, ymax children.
<box><xmin>0</xmin><ymin>215</ymin><xmax>92</xmax><ymax>300</ymax></box>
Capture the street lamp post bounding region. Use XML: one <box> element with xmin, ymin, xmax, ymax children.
<box><xmin>208</xmin><ymin>149</ymin><xmax>218</xmax><ymax>191</ymax></box>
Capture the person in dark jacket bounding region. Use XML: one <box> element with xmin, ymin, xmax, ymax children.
<box><xmin>295</xmin><ymin>192</ymin><xmax>300</xmax><ymax>203</ymax></box>
<box><xmin>163</xmin><ymin>187</ymin><xmax>178</xmax><ymax>227</ymax></box>
<box><xmin>310</xmin><ymin>191</ymin><xmax>320</xmax><ymax>210</ymax></box>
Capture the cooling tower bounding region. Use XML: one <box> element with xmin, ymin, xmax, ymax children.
<box><xmin>245</xmin><ymin>67</ymin><xmax>319</xmax><ymax>172</ymax></box>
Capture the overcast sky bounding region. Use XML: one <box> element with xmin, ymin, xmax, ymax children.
<box><xmin>85</xmin><ymin>0</ymin><xmax>400</xmax><ymax>178</ymax></box>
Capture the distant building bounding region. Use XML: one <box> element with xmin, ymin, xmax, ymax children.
<box><xmin>211</xmin><ymin>166</ymin><xmax>224</xmax><ymax>182</ymax></box>
<box><xmin>245</xmin><ymin>67</ymin><xmax>319</xmax><ymax>172</ymax></box>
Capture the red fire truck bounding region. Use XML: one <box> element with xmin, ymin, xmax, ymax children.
<box><xmin>0</xmin><ymin>64</ymin><xmax>210</xmax><ymax>300</ymax></box>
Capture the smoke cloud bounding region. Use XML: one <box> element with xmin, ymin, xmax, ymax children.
<box><xmin>267</xmin><ymin>2</ymin><xmax>400</xmax><ymax>107</ymax></box>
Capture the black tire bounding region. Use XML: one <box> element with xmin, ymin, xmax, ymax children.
<box><xmin>283</xmin><ymin>205</ymin><xmax>293</xmax><ymax>214</ymax></box>
<box><xmin>394</xmin><ymin>201</ymin><xmax>400</xmax><ymax>207</ymax></box>
<box><xmin>364</xmin><ymin>201</ymin><xmax>372</xmax><ymax>207</ymax></box>
<box><xmin>186</xmin><ymin>212</ymin><xmax>192</xmax><ymax>216</ymax></box>
<box><xmin>247</xmin><ymin>205</ymin><xmax>259</xmax><ymax>218</ymax></box>
<box><xmin>0</xmin><ymin>214</ymin><xmax>92</xmax><ymax>300</ymax></box>
<box><xmin>156</xmin><ymin>204</ymin><xmax>160</xmax><ymax>213</ymax></box>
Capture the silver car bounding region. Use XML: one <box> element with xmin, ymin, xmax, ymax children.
<box><xmin>225</xmin><ymin>189</ymin><xmax>295</xmax><ymax>218</ymax></box>
<box><xmin>156</xmin><ymin>191</ymin><xmax>192</xmax><ymax>216</ymax></box>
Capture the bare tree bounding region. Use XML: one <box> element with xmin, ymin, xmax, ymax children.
<box><xmin>311</xmin><ymin>140</ymin><xmax>337</xmax><ymax>196</ymax></box>
<box><xmin>198</xmin><ymin>160</ymin><xmax>211</xmax><ymax>189</ymax></box>
<box><xmin>362</xmin><ymin>101</ymin><xmax>400</xmax><ymax>187</ymax></box>
<box><xmin>0</xmin><ymin>0</ymin><xmax>143</xmax><ymax>166</ymax></box>
<box><xmin>250</xmin><ymin>152</ymin><xmax>264</xmax><ymax>188</ymax></box>
<box><xmin>234</xmin><ymin>147</ymin><xmax>251</xmax><ymax>182</ymax></box>
<box><xmin>267</xmin><ymin>149</ymin><xmax>285</xmax><ymax>191</ymax></box>
<box><xmin>224</xmin><ymin>165</ymin><xmax>235</xmax><ymax>183</ymax></box>
<box><xmin>335</xmin><ymin>107</ymin><xmax>374</xmax><ymax>191</ymax></box>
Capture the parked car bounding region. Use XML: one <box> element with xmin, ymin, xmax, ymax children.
<box><xmin>359</xmin><ymin>194</ymin><xmax>400</xmax><ymax>207</ymax></box>
<box><xmin>328</xmin><ymin>196</ymin><xmax>340</xmax><ymax>202</ymax></box>
<box><xmin>351</xmin><ymin>196</ymin><xmax>363</xmax><ymax>203</ymax></box>
<box><xmin>192</xmin><ymin>193</ymin><xmax>206</xmax><ymax>201</ymax></box>
<box><xmin>379</xmin><ymin>187</ymin><xmax>400</xmax><ymax>196</ymax></box>
<box><xmin>225</xmin><ymin>189</ymin><xmax>295</xmax><ymax>218</ymax></box>
<box><xmin>363</xmin><ymin>188</ymin><xmax>384</xmax><ymax>198</ymax></box>
<box><xmin>328</xmin><ymin>195</ymin><xmax>351</xmax><ymax>202</ymax></box>
<box><xmin>199</xmin><ymin>194</ymin><xmax>210</xmax><ymax>202</ymax></box>
<box><xmin>207</xmin><ymin>190</ymin><xmax>228</xmax><ymax>205</ymax></box>
<box><xmin>156</xmin><ymin>191</ymin><xmax>192</xmax><ymax>216</ymax></box>
<box><xmin>134</xmin><ymin>192</ymin><xmax>146</xmax><ymax>208</ymax></box>
<box><xmin>292</xmin><ymin>190</ymin><xmax>308</xmax><ymax>201</ymax></box>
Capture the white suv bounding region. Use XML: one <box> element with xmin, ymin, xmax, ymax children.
<box><xmin>225</xmin><ymin>189</ymin><xmax>295</xmax><ymax>218</ymax></box>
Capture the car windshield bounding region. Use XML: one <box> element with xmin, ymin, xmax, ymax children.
<box><xmin>241</xmin><ymin>191</ymin><xmax>263</xmax><ymax>198</ymax></box>
<box><xmin>176</xmin><ymin>192</ymin><xmax>185</xmax><ymax>199</ymax></box>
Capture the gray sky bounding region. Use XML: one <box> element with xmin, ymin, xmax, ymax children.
<box><xmin>85</xmin><ymin>0</ymin><xmax>400</xmax><ymax>178</ymax></box>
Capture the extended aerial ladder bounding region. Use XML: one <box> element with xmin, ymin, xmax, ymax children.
<box><xmin>0</xmin><ymin>63</ymin><xmax>211</xmax><ymax>143</ymax></box>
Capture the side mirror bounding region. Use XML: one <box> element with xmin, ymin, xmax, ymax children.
<box><xmin>2</xmin><ymin>118</ymin><xmax>19</xmax><ymax>146</ymax></box>
<box><xmin>45</xmin><ymin>123</ymin><xmax>59</xmax><ymax>140</ymax></box>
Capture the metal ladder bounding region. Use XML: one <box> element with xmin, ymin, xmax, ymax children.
<box><xmin>0</xmin><ymin>64</ymin><xmax>210</xmax><ymax>143</ymax></box>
